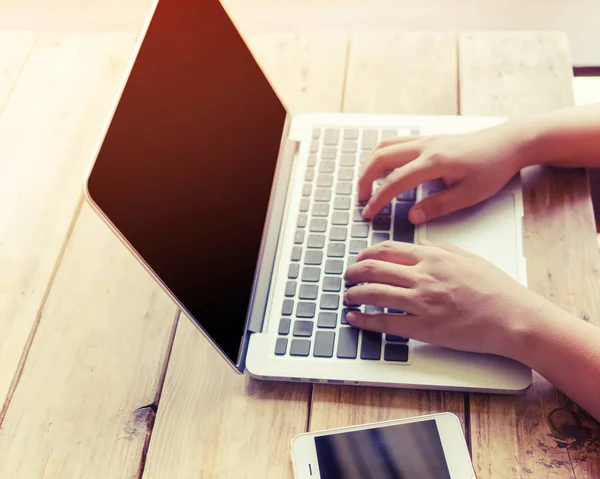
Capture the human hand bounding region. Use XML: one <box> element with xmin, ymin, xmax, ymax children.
<box><xmin>358</xmin><ymin>122</ymin><xmax>529</xmax><ymax>223</ymax></box>
<box><xmin>343</xmin><ymin>240</ymin><xmax>547</xmax><ymax>358</ymax></box>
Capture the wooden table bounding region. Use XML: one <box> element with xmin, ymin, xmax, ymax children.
<box><xmin>0</xmin><ymin>30</ymin><xmax>599</xmax><ymax>478</ymax></box>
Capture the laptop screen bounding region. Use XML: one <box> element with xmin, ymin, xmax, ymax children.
<box><xmin>87</xmin><ymin>0</ymin><xmax>287</xmax><ymax>364</ymax></box>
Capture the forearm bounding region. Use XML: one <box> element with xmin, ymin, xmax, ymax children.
<box><xmin>504</xmin><ymin>103</ymin><xmax>600</xmax><ymax>168</ymax></box>
<box><xmin>511</xmin><ymin>302</ymin><xmax>600</xmax><ymax>421</ymax></box>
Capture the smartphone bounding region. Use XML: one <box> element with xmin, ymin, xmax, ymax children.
<box><xmin>291</xmin><ymin>413</ymin><xmax>475</xmax><ymax>479</ymax></box>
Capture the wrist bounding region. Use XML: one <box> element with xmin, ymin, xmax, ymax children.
<box><xmin>497</xmin><ymin>117</ymin><xmax>547</xmax><ymax>170</ymax></box>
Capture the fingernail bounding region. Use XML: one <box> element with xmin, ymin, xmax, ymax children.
<box><xmin>362</xmin><ymin>205</ymin><xmax>372</xmax><ymax>218</ymax></box>
<box><xmin>410</xmin><ymin>207</ymin><xmax>426</xmax><ymax>224</ymax></box>
<box><xmin>346</xmin><ymin>311</ymin><xmax>359</xmax><ymax>324</ymax></box>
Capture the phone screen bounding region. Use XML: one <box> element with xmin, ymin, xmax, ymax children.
<box><xmin>314</xmin><ymin>419</ymin><xmax>451</xmax><ymax>479</ymax></box>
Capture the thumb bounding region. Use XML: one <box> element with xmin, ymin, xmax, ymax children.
<box><xmin>409</xmin><ymin>184</ymin><xmax>477</xmax><ymax>224</ymax></box>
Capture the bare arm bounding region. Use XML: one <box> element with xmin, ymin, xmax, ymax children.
<box><xmin>514</xmin><ymin>304</ymin><xmax>600</xmax><ymax>421</ymax></box>
<box><xmin>515</xmin><ymin>102</ymin><xmax>600</xmax><ymax>168</ymax></box>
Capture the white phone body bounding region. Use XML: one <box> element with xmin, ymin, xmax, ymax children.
<box><xmin>291</xmin><ymin>413</ymin><xmax>475</xmax><ymax>479</ymax></box>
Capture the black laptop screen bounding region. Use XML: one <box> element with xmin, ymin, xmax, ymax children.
<box><xmin>87</xmin><ymin>0</ymin><xmax>287</xmax><ymax>364</ymax></box>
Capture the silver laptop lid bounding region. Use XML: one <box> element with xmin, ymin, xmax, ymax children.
<box><xmin>85</xmin><ymin>0</ymin><xmax>291</xmax><ymax>371</ymax></box>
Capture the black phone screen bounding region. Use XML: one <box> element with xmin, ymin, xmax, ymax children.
<box><xmin>315</xmin><ymin>420</ymin><xmax>451</xmax><ymax>479</ymax></box>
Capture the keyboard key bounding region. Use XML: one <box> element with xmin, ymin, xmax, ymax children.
<box><xmin>297</xmin><ymin>302</ymin><xmax>316</xmax><ymax>318</ymax></box>
<box><xmin>302</xmin><ymin>183</ymin><xmax>312</xmax><ymax>196</ymax></box>
<box><xmin>342</xmin><ymin>140</ymin><xmax>357</xmax><ymax>153</ymax></box>
<box><xmin>337</xmin><ymin>327</ymin><xmax>359</xmax><ymax>359</ymax></box>
<box><xmin>349</xmin><ymin>240</ymin><xmax>368</xmax><ymax>254</ymax></box>
<box><xmin>324</xmin><ymin>128</ymin><xmax>340</xmax><ymax>145</ymax></box>
<box><xmin>291</xmin><ymin>246</ymin><xmax>302</xmax><ymax>261</ymax></box>
<box><xmin>290</xmin><ymin>339</ymin><xmax>311</xmax><ymax>356</ymax></box>
<box><xmin>310</xmin><ymin>140</ymin><xmax>319</xmax><ymax>153</ymax></box>
<box><xmin>293</xmin><ymin>320</ymin><xmax>314</xmax><ymax>337</ymax></box>
<box><xmin>410</xmin><ymin>128</ymin><xmax>420</xmax><ymax>136</ymax></box>
<box><xmin>341</xmin><ymin>308</ymin><xmax>359</xmax><ymax>324</ymax></box>
<box><xmin>317</xmin><ymin>174</ymin><xmax>334</xmax><ymax>187</ymax></box>
<box><xmin>386</xmin><ymin>334</ymin><xmax>409</xmax><ymax>342</ymax></box>
<box><xmin>313</xmin><ymin>331</ymin><xmax>335</xmax><ymax>357</ymax></box>
<box><xmin>319</xmin><ymin>160</ymin><xmax>335</xmax><ymax>173</ymax></box>
<box><xmin>323</xmin><ymin>276</ymin><xmax>342</xmax><ymax>292</ymax></box>
<box><xmin>336</xmin><ymin>182</ymin><xmax>353</xmax><ymax>195</ymax></box>
<box><xmin>334</xmin><ymin>197</ymin><xmax>351</xmax><ymax>210</ymax></box>
<box><xmin>344</xmin><ymin>128</ymin><xmax>359</xmax><ymax>139</ymax></box>
<box><xmin>298</xmin><ymin>213</ymin><xmax>308</xmax><ymax>228</ymax></box>
<box><xmin>329</xmin><ymin>227</ymin><xmax>347</xmax><ymax>242</ymax></box>
<box><xmin>320</xmin><ymin>294</ymin><xmax>340</xmax><ymax>310</ymax></box>
<box><xmin>288</xmin><ymin>263</ymin><xmax>300</xmax><ymax>279</ymax></box>
<box><xmin>315</xmin><ymin>188</ymin><xmax>332</xmax><ymax>202</ymax></box>
<box><xmin>299</xmin><ymin>198</ymin><xmax>310</xmax><ymax>212</ymax></box>
<box><xmin>299</xmin><ymin>284</ymin><xmax>319</xmax><ymax>300</ymax></box>
<box><xmin>396</xmin><ymin>189</ymin><xmax>416</xmax><ymax>201</ymax></box>
<box><xmin>356</xmin><ymin>198</ymin><xmax>368</xmax><ymax>207</ymax></box>
<box><xmin>310</xmin><ymin>218</ymin><xmax>327</xmax><ymax>232</ymax></box>
<box><xmin>393</xmin><ymin>201</ymin><xmax>415</xmax><ymax>243</ymax></box>
<box><xmin>360</xmin><ymin>151</ymin><xmax>370</xmax><ymax>164</ymax></box>
<box><xmin>351</xmin><ymin>223</ymin><xmax>369</xmax><ymax>238</ymax></box>
<box><xmin>365</xmin><ymin>305</ymin><xmax>384</xmax><ymax>314</ymax></box>
<box><xmin>321</xmin><ymin>147</ymin><xmax>337</xmax><ymax>159</ymax></box>
<box><xmin>347</xmin><ymin>256</ymin><xmax>357</xmax><ymax>268</ymax></box>
<box><xmin>353</xmin><ymin>208</ymin><xmax>367</xmax><ymax>222</ymax></box>
<box><xmin>339</xmin><ymin>155</ymin><xmax>355</xmax><ymax>167</ymax></box>
<box><xmin>302</xmin><ymin>267</ymin><xmax>321</xmax><ymax>282</ymax></box>
<box><xmin>307</xmin><ymin>234</ymin><xmax>326</xmax><ymax>249</ymax></box>
<box><xmin>331</xmin><ymin>212</ymin><xmax>349</xmax><ymax>225</ymax></box>
<box><xmin>305</xmin><ymin>168</ymin><xmax>315</xmax><ymax>182</ymax></box>
<box><xmin>380</xmin><ymin>203</ymin><xmax>392</xmax><ymax>215</ymax></box>
<box><xmin>294</xmin><ymin>230</ymin><xmax>305</xmax><ymax>244</ymax></box>
<box><xmin>312</xmin><ymin>128</ymin><xmax>321</xmax><ymax>140</ymax></box>
<box><xmin>338</xmin><ymin>168</ymin><xmax>354</xmax><ymax>181</ymax></box>
<box><xmin>384</xmin><ymin>343</ymin><xmax>409</xmax><ymax>362</ymax></box>
<box><xmin>275</xmin><ymin>337</ymin><xmax>288</xmax><ymax>355</ymax></box>
<box><xmin>325</xmin><ymin>259</ymin><xmax>344</xmax><ymax>274</ymax></box>
<box><xmin>279</xmin><ymin>318</ymin><xmax>291</xmax><ymax>335</ymax></box>
<box><xmin>373</xmin><ymin>216</ymin><xmax>391</xmax><ymax>231</ymax></box>
<box><xmin>317</xmin><ymin>312</ymin><xmax>338</xmax><ymax>328</ymax></box>
<box><xmin>285</xmin><ymin>281</ymin><xmax>297</xmax><ymax>297</ymax></box>
<box><xmin>381</xmin><ymin>129</ymin><xmax>396</xmax><ymax>139</ymax></box>
<box><xmin>304</xmin><ymin>250</ymin><xmax>323</xmax><ymax>265</ymax></box>
<box><xmin>361</xmin><ymin>330</ymin><xmax>382</xmax><ymax>360</ymax></box>
<box><xmin>327</xmin><ymin>243</ymin><xmax>346</xmax><ymax>258</ymax></box>
<box><xmin>372</xmin><ymin>232</ymin><xmax>390</xmax><ymax>245</ymax></box>
<box><xmin>307</xmin><ymin>154</ymin><xmax>317</xmax><ymax>167</ymax></box>
<box><xmin>282</xmin><ymin>299</ymin><xmax>294</xmax><ymax>316</ymax></box>
<box><xmin>312</xmin><ymin>203</ymin><xmax>330</xmax><ymax>217</ymax></box>
<box><xmin>361</xmin><ymin>130</ymin><xmax>378</xmax><ymax>150</ymax></box>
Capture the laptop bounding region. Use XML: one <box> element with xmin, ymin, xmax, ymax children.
<box><xmin>84</xmin><ymin>0</ymin><xmax>531</xmax><ymax>393</ymax></box>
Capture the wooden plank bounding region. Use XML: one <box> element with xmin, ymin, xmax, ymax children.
<box><xmin>0</xmin><ymin>204</ymin><xmax>178</xmax><ymax>477</ymax></box>
<box><xmin>142</xmin><ymin>33</ymin><xmax>348</xmax><ymax>478</ymax></box>
<box><xmin>459</xmin><ymin>32</ymin><xmax>600</xmax><ymax>478</ymax></box>
<box><xmin>0</xmin><ymin>32</ymin><xmax>35</xmax><ymax>113</ymax></box>
<box><xmin>310</xmin><ymin>33</ymin><xmax>467</xmax><ymax>433</ymax></box>
<box><xmin>0</xmin><ymin>33</ymin><xmax>137</xmax><ymax>416</ymax></box>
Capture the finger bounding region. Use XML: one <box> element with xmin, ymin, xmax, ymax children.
<box><xmin>345</xmin><ymin>311</ymin><xmax>426</xmax><ymax>339</ymax></box>
<box><xmin>408</xmin><ymin>183</ymin><xmax>481</xmax><ymax>224</ymax></box>
<box><xmin>374</xmin><ymin>135</ymin><xmax>420</xmax><ymax>151</ymax></box>
<box><xmin>363</xmin><ymin>158</ymin><xmax>438</xmax><ymax>218</ymax></box>
<box><xmin>344</xmin><ymin>283</ymin><xmax>416</xmax><ymax>312</ymax></box>
<box><xmin>358</xmin><ymin>142</ymin><xmax>421</xmax><ymax>203</ymax></box>
<box><xmin>356</xmin><ymin>240</ymin><xmax>423</xmax><ymax>266</ymax></box>
<box><xmin>344</xmin><ymin>259</ymin><xmax>416</xmax><ymax>288</ymax></box>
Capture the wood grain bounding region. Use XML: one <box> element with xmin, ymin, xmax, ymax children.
<box><xmin>459</xmin><ymin>32</ymin><xmax>600</xmax><ymax>478</ymax></box>
<box><xmin>0</xmin><ymin>204</ymin><xmax>178</xmax><ymax>478</ymax></box>
<box><xmin>310</xmin><ymin>33</ymin><xmax>467</xmax><ymax>434</ymax></box>
<box><xmin>0</xmin><ymin>32</ymin><xmax>35</xmax><ymax>112</ymax></box>
<box><xmin>142</xmin><ymin>34</ymin><xmax>348</xmax><ymax>478</ymax></box>
<box><xmin>0</xmin><ymin>33</ymin><xmax>136</xmax><ymax>417</ymax></box>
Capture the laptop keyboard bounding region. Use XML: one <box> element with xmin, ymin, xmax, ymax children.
<box><xmin>274</xmin><ymin>126</ymin><xmax>419</xmax><ymax>364</ymax></box>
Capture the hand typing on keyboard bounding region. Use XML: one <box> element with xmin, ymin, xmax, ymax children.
<box><xmin>357</xmin><ymin>123</ymin><xmax>529</xmax><ymax>224</ymax></box>
<box><xmin>343</xmin><ymin>239</ymin><xmax>546</xmax><ymax>358</ymax></box>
